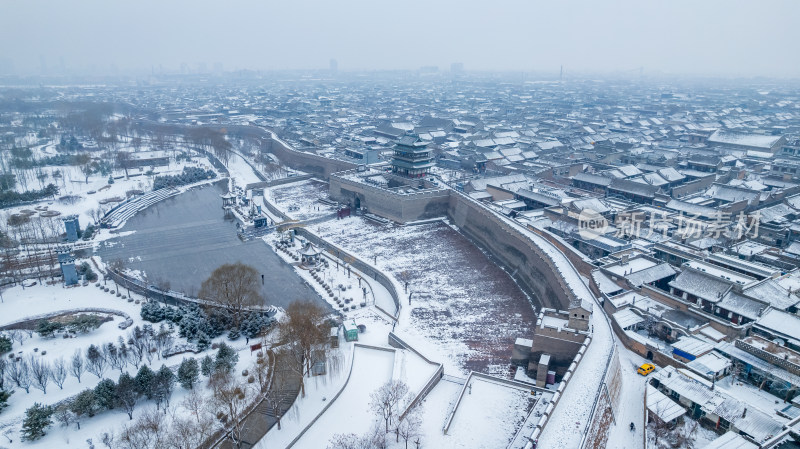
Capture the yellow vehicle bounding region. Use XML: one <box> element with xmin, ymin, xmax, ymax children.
<box><xmin>637</xmin><ymin>363</ymin><xmax>655</xmax><ymax>376</ymax></box>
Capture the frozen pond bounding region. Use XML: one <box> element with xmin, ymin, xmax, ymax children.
<box><xmin>96</xmin><ymin>182</ymin><xmax>326</xmax><ymax>310</ymax></box>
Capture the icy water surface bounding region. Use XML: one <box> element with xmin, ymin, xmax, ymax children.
<box><xmin>97</xmin><ymin>182</ymin><xmax>324</xmax><ymax>309</ymax></box>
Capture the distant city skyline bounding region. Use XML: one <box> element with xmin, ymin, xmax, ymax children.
<box><xmin>1</xmin><ymin>0</ymin><xmax>799</xmax><ymax>78</ymax></box>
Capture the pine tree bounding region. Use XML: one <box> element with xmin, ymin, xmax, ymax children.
<box><xmin>0</xmin><ymin>388</ymin><xmax>11</xmax><ymax>412</ymax></box>
<box><xmin>94</xmin><ymin>378</ymin><xmax>118</xmax><ymax>410</ymax></box>
<box><xmin>134</xmin><ymin>365</ymin><xmax>155</xmax><ymax>400</ymax></box>
<box><xmin>140</xmin><ymin>301</ymin><xmax>164</xmax><ymax>323</ymax></box>
<box><xmin>21</xmin><ymin>403</ymin><xmax>53</xmax><ymax>441</ymax></box>
<box><xmin>116</xmin><ymin>372</ymin><xmax>139</xmax><ymax>420</ymax></box>
<box><xmin>200</xmin><ymin>355</ymin><xmax>214</xmax><ymax>377</ymax></box>
<box><xmin>153</xmin><ymin>365</ymin><xmax>176</xmax><ymax>411</ymax></box>
<box><xmin>242</xmin><ymin>313</ymin><xmax>271</xmax><ymax>339</ymax></box>
<box><xmin>0</xmin><ymin>336</ymin><xmax>11</xmax><ymax>354</ymax></box>
<box><xmin>214</xmin><ymin>342</ymin><xmax>239</xmax><ymax>374</ymax></box>
<box><xmin>196</xmin><ymin>331</ymin><xmax>211</xmax><ymax>351</ymax></box>
<box><xmin>70</xmin><ymin>389</ymin><xmax>97</xmax><ymax>429</ymax></box>
<box><xmin>178</xmin><ymin>358</ymin><xmax>199</xmax><ymax>390</ymax></box>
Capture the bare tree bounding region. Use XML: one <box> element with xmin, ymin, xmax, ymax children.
<box><xmin>648</xmin><ymin>402</ymin><xmax>674</xmax><ymax>449</ymax></box>
<box><xmin>252</xmin><ymin>351</ymin><xmax>271</xmax><ymax>394</ymax></box>
<box><xmin>199</xmin><ymin>262</ymin><xmax>262</xmax><ymax>328</ymax></box>
<box><xmin>118</xmin><ymin>418</ymin><xmax>153</xmax><ymax>449</ymax></box>
<box><xmin>210</xmin><ymin>372</ymin><xmax>250</xmax><ymax>449</ymax></box>
<box><xmin>50</xmin><ymin>357</ymin><xmax>68</xmax><ymax>389</ymax></box>
<box><xmin>142</xmin><ymin>325</ymin><xmax>156</xmax><ymax>364</ymax></box>
<box><xmin>9</xmin><ymin>329</ymin><xmax>27</xmax><ymax>347</ymax></box>
<box><xmin>167</xmin><ymin>416</ymin><xmax>205</xmax><ymax>449</ymax></box>
<box><xmin>135</xmin><ymin>409</ymin><xmax>170</xmax><ymax>448</ymax></box>
<box><xmin>369</xmin><ymin>380</ymin><xmax>409</xmax><ymax>433</ymax></box>
<box><xmin>116</xmin><ymin>151</ymin><xmax>132</xmax><ymax>178</ymax></box>
<box><xmin>28</xmin><ymin>355</ymin><xmax>51</xmax><ymax>394</ymax></box>
<box><xmin>70</xmin><ymin>350</ymin><xmax>85</xmax><ymax>383</ymax></box>
<box><xmin>101</xmin><ymin>431</ymin><xmax>115</xmax><ymax>449</ymax></box>
<box><xmin>106</xmin><ymin>342</ymin><xmax>126</xmax><ymax>372</ymax></box>
<box><xmin>86</xmin><ymin>344</ymin><xmax>107</xmax><ymax>378</ymax></box>
<box><xmin>53</xmin><ymin>404</ymin><xmax>74</xmax><ymax>428</ymax></box>
<box><xmin>181</xmin><ymin>388</ymin><xmax>214</xmax><ymax>443</ymax></box>
<box><xmin>327</xmin><ymin>433</ymin><xmax>372</xmax><ymax>449</ymax></box>
<box><xmin>153</xmin><ymin>324</ymin><xmax>174</xmax><ymax>360</ymax></box>
<box><xmin>127</xmin><ymin>326</ymin><xmax>152</xmax><ymax>368</ymax></box>
<box><xmin>368</xmin><ymin>422</ymin><xmax>389</xmax><ymax>449</ymax></box>
<box><xmin>6</xmin><ymin>358</ymin><xmax>32</xmax><ymax>393</ymax></box>
<box><xmin>674</xmin><ymin>419</ymin><xmax>698</xmax><ymax>449</ymax></box>
<box><xmin>278</xmin><ymin>299</ymin><xmax>328</xmax><ymax>397</ymax></box>
<box><xmin>397</xmin><ymin>407</ymin><xmax>422</xmax><ymax>448</ymax></box>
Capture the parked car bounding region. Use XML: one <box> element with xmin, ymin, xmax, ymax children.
<box><xmin>637</xmin><ymin>363</ymin><xmax>655</xmax><ymax>376</ymax></box>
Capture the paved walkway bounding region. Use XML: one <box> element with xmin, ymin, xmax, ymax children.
<box><xmin>217</xmin><ymin>351</ymin><xmax>302</xmax><ymax>449</ymax></box>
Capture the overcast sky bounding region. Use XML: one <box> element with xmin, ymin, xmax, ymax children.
<box><xmin>1</xmin><ymin>0</ymin><xmax>799</xmax><ymax>77</ymax></box>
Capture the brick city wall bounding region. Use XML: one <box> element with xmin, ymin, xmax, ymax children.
<box><xmin>268</xmin><ymin>135</ymin><xmax>357</xmax><ymax>180</ymax></box>
<box><xmin>448</xmin><ymin>192</ymin><xmax>573</xmax><ymax>311</ymax></box>
<box><xmin>329</xmin><ymin>172</ymin><xmax>451</xmax><ymax>223</ymax></box>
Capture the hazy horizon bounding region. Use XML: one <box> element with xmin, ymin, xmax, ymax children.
<box><xmin>2</xmin><ymin>0</ymin><xmax>800</xmax><ymax>78</ymax></box>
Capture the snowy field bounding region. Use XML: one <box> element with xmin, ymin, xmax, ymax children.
<box><xmin>227</xmin><ymin>150</ymin><xmax>262</xmax><ymax>187</ymax></box>
<box><xmin>268</xmin><ymin>234</ymin><xmax>398</xmax><ymax>317</ymax></box>
<box><xmin>311</xmin><ymin>217</ymin><xmax>535</xmax><ymax>376</ymax></box>
<box><xmin>265</xmin><ymin>179</ymin><xmax>337</xmax><ymax>221</ymax></box>
<box><xmin>444</xmin><ymin>376</ymin><xmax>534</xmax><ymax>449</ymax></box>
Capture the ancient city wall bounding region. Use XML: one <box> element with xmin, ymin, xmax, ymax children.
<box><xmin>447</xmin><ymin>192</ymin><xmax>572</xmax><ymax>311</ymax></box>
<box><xmin>329</xmin><ymin>172</ymin><xmax>451</xmax><ymax>223</ymax></box>
<box><xmin>243</xmin><ymin>124</ymin><xmax>578</xmax><ymax>313</ymax></box>
<box><xmin>268</xmin><ymin>135</ymin><xmax>357</xmax><ymax>180</ymax></box>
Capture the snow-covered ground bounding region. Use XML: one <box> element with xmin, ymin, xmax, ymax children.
<box><xmin>253</xmin><ymin>344</ymin><xmax>354</xmax><ymax>449</ymax></box>
<box><xmin>311</xmin><ymin>217</ymin><xmax>535</xmax><ymax>376</ymax></box>
<box><xmin>291</xmin><ymin>345</ymin><xmax>396</xmax><ymax>447</ymax></box>
<box><xmin>256</xmin><ymin>297</ymin><xmax>442</xmax><ymax>448</ymax></box>
<box><xmin>444</xmin><ymin>376</ymin><xmax>534</xmax><ymax>449</ymax></box>
<box><xmin>604</xmin><ymin>341</ymin><xmax>650</xmax><ymax>448</ymax></box>
<box><xmin>265</xmin><ymin>179</ymin><xmax>336</xmax><ymax>221</ymax></box>
<box><xmin>227</xmin><ymin>150</ymin><xmax>262</xmax><ymax>187</ymax></box>
<box><xmin>268</xmin><ymin>234</ymin><xmax>398</xmax><ymax>318</ymax></box>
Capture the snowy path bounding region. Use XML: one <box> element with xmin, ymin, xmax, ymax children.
<box><xmin>484</xmin><ymin>207</ymin><xmax>617</xmax><ymax>449</ymax></box>
<box><xmin>604</xmin><ymin>341</ymin><xmax>649</xmax><ymax>449</ymax></box>
<box><xmin>290</xmin><ymin>346</ymin><xmax>395</xmax><ymax>448</ymax></box>
<box><xmin>536</xmin><ymin>310</ymin><xmax>614</xmax><ymax>448</ymax></box>
<box><xmin>227</xmin><ymin>150</ymin><xmax>262</xmax><ymax>186</ymax></box>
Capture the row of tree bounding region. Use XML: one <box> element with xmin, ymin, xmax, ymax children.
<box><xmin>141</xmin><ymin>298</ymin><xmax>272</xmax><ymax>348</ymax></box>
<box><xmin>19</xmin><ymin>362</ymin><xmax>176</xmax><ymax>441</ymax></box>
<box><xmin>0</xmin><ymin>213</ymin><xmax>65</xmax><ymax>285</ymax></box>
<box><xmin>19</xmin><ymin>342</ymin><xmax>242</xmax><ymax>446</ymax></box>
<box><xmin>151</xmin><ymin>166</ymin><xmax>216</xmax><ymax>191</ymax></box>
<box><xmin>1</xmin><ymin>323</ymin><xmax>175</xmax><ymax>399</ymax></box>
